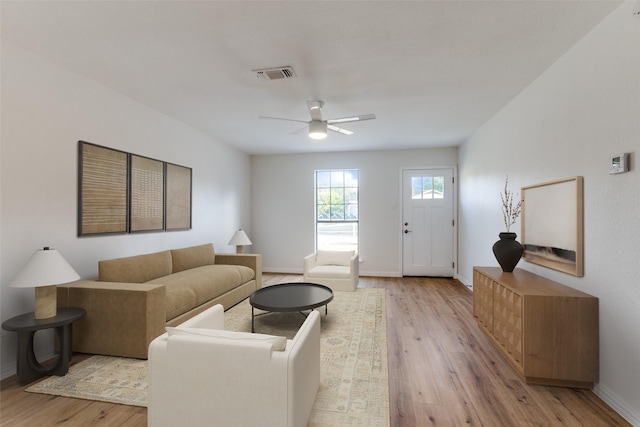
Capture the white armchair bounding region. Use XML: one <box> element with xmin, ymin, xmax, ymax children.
<box><xmin>303</xmin><ymin>250</ymin><xmax>359</xmax><ymax>292</ymax></box>
<box><xmin>148</xmin><ymin>304</ymin><xmax>320</xmax><ymax>427</ymax></box>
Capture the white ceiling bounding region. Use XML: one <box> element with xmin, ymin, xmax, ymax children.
<box><xmin>1</xmin><ymin>1</ymin><xmax>621</xmax><ymax>155</ymax></box>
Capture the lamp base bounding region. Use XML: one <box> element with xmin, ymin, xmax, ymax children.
<box><xmin>236</xmin><ymin>246</ymin><xmax>244</xmax><ymax>254</ymax></box>
<box><xmin>34</xmin><ymin>285</ymin><xmax>57</xmax><ymax>319</ymax></box>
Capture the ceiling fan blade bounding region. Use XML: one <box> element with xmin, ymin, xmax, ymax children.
<box><xmin>328</xmin><ymin>125</ymin><xmax>354</xmax><ymax>136</ymax></box>
<box><xmin>290</xmin><ymin>126</ymin><xmax>308</xmax><ymax>135</ymax></box>
<box><xmin>306</xmin><ymin>100</ymin><xmax>324</xmax><ymax>121</ymax></box>
<box><xmin>327</xmin><ymin>113</ymin><xmax>376</xmax><ymax>124</ymax></box>
<box><xmin>259</xmin><ymin>115</ymin><xmax>308</xmax><ymax>124</ymax></box>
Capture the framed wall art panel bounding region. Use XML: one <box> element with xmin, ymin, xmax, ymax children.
<box><xmin>521</xmin><ymin>176</ymin><xmax>584</xmax><ymax>276</ymax></box>
<box><xmin>130</xmin><ymin>154</ymin><xmax>164</xmax><ymax>232</ymax></box>
<box><xmin>165</xmin><ymin>162</ymin><xmax>192</xmax><ymax>230</ymax></box>
<box><xmin>78</xmin><ymin>141</ymin><xmax>129</xmax><ymax>236</ymax></box>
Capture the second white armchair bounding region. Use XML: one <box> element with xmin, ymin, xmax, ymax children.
<box><xmin>303</xmin><ymin>250</ymin><xmax>359</xmax><ymax>292</ymax></box>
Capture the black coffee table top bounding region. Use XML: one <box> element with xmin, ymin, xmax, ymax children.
<box><xmin>250</xmin><ymin>282</ymin><xmax>334</xmax><ymax>312</ymax></box>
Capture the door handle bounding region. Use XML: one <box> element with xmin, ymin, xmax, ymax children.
<box><xmin>404</xmin><ymin>229</ymin><xmax>411</xmax><ymax>234</ymax></box>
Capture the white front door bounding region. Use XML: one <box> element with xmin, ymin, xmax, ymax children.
<box><xmin>402</xmin><ymin>168</ymin><xmax>454</xmax><ymax>276</ymax></box>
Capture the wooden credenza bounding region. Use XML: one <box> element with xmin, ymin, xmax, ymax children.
<box><xmin>473</xmin><ymin>267</ymin><xmax>599</xmax><ymax>389</ymax></box>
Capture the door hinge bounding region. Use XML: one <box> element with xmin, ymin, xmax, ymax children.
<box><xmin>452</xmin><ymin>219</ymin><xmax>455</xmax><ymax>226</ymax></box>
<box><xmin>452</xmin><ymin>262</ymin><xmax>455</xmax><ymax>268</ymax></box>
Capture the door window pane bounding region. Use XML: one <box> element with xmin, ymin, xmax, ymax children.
<box><xmin>433</xmin><ymin>176</ymin><xmax>444</xmax><ymax>199</ymax></box>
<box><xmin>412</xmin><ymin>177</ymin><xmax>422</xmax><ymax>199</ymax></box>
<box><xmin>412</xmin><ymin>175</ymin><xmax>445</xmax><ymax>199</ymax></box>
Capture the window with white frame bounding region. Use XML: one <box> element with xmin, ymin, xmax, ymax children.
<box><xmin>315</xmin><ymin>169</ymin><xmax>358</xmax><ymax>252</ymax></box>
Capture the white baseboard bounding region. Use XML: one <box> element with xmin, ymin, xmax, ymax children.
<box><xmin>456</xmin><ymin>273</ymin><xmax>473</xmax><ymax>290</ymax></box>
<box><xmin>261</xmin><ymin>268</ymin><xmax>402</xmax><ymax>277</ymax></box>
<box><xmin>360</xmin><ymin>271</ymin><xmax>402</xmax><ymax>278</ymax></box>
<box><xmin>262</xmin><ymin>267</ymin><xmax>302</xmax><ymax>274</ymax></box>
<box><xmin>594</xmin><ymin>383</ymin><xmax>640</xmax><ymax>426</ymax></box>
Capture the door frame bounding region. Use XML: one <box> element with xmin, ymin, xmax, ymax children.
<box><xmin>399</xmin><ymin>165</ymin><xmax>458</xmax><ymax>278</ymax></box>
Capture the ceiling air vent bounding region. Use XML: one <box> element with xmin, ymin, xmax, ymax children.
<box><xmin>254</xmin><ymin>66</ymin><xmax>296</xmax><ymax>81</ymax></box>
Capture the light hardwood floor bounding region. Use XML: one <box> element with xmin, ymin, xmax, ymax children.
<box><xmin>0</xmin><ymin>274</ymin><xmax>631</xmax><ymax>426</ymax></box>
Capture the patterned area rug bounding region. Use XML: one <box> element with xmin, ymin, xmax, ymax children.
<box><xmin>26</xmin><ymin>355</ymin><xmax>148</xmax><ymax>406</ymax></box>
<box><xmin>26</xmin><ymin>288</ymin><xmax>389</xmax><ymax>426</ymax></box>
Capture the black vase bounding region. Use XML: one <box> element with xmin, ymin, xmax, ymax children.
<box><xmin>492</xmin><ymin>232</ymin><xmax>523</xmax><ymax>272</ymax></box>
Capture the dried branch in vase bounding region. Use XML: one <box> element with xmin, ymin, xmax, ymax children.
<box><xmin>500</xmin><ymin>176</ymin><xmax>522</xmax><ymax>233</ymax></box>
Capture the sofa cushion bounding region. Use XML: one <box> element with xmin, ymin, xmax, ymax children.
<box><xmin>307</xmin><ymin>265</ymin><xmax>352</xmax><ymax>279</ymax></box>
<box><xmin>99</xmin><ymin>250</ymin><xmax>172</xmax><ymax>283</ymax></box>
<box><xmin>166</xmin><ymin>327</ymin><xmax>287</xmax><ymax>351</ymax></box>
<box><xmin>171</xmin><ymin>243</ymin><xmax>216</xmax><ymax>274</ymax></box>
<box><xmin>148</xmin><ymin>264</ymin><xmax>256</xmax><ymax>321</ymax></box>
<box><xmin>315</xmin><ymin>250</ymin><xmax>354</xmax><ymax>267</ymax></box>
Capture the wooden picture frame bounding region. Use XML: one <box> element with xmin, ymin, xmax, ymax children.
<box><xmin>130</xmin><ymin>154</ymin><xmax>164</xmax><ymax>232</ymax></box>
<box><xmin>165</xmin><ymin>162</ymin><xmax>192</xmax><ymax>230</ymax></box>
<box><xmin>78</xmin><ymin>141</ymin><xmax>129</xmax><ymax>236</ymax></box>
<box><xmin>521</xmin><ymin>176</ymin><xmax>584</xmax><ymax>276</ymax></box>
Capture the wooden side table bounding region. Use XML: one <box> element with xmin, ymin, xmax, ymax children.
<box><xmin>2</xmin><ymin>307</ymin><xmax>86</xmax><ymax>384</ymax></box>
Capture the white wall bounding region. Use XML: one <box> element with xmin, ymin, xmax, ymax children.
<box><xmin>251</xmin><ymin>148</ymin><xmax>457</xmax><ymax>276</ymax></box>
<box><xmin>0</xmin><ymin>43</ymin><xmax>252</xmax><ymax>378</ymax></box>
<box><xmin>458</xmin><ymin>2</ymin><xmax>640</xmax><ymax>424</ymax></box>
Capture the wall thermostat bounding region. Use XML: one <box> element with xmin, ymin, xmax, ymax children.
<box><xmin>609</xmin><ymin>153</ymin><xmax>629</xmax><ymax>174</ymax></box>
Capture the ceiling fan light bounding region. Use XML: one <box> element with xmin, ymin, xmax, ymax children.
<box><xmin>309</xmin><ymin>131</ymin><xmax>327</xmax><ymax>140</ymax></box>
<box><xmin>308</xmin><ymin>120</ymin><xmax>327</xmax><ymax>140</ymax></box>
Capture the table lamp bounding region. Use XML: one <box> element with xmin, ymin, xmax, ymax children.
<box><xmin>228</xmin><ymin>229</ymin><xmax>252</xmax><ymax>254</ymax></box>
<box><xmin>10</xmin><ymin>247</ymin><xmax>80</xmax><ymax>319</ymax></box>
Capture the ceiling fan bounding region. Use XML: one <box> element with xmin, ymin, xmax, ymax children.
<box><xmin>259</xmin><ymin>100</ymin><xmax>376</xmax><ymax>140</ymax></box>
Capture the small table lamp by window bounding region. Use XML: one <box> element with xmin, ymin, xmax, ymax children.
<box><xmin>10</xmin><ymin>247</ymin><xmax>80</xmax><ymax>319</ymax></box>
<box><xmin>228</xmin><ymin>229</ymin><xmax>252</xmax><ymax>254</ymax></box>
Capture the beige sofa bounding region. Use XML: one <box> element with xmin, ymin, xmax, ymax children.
<box><xmin>57</xmin><ymin>243</ymin><xmax>262</xmax><ymax>359</ymax></box>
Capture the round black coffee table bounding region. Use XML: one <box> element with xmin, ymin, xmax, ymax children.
<box><xmin>249</xmin><ymin>283</ymin><xmax>333</xmax><ymax>332</ymax></box>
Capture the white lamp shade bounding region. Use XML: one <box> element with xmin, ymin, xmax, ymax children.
<box><xmin>228</xmin><ymin>229</ymin><xmax>252</xmax><ymax>246</ymax></box>
<box><xmin>10</xmin><ymin>247</ymin><xmax>80</xmax><ymax>288</ymax></box>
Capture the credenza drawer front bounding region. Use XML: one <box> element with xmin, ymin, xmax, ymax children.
<box><xmin>472</xmin><ymin>271</ymin><xmax>494</xmax><ymax>332</ymax></box>
<box><xmin>493</xmin><ymin>283</ymin><xmax>523</xmax><ymax>368</ymax></box>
